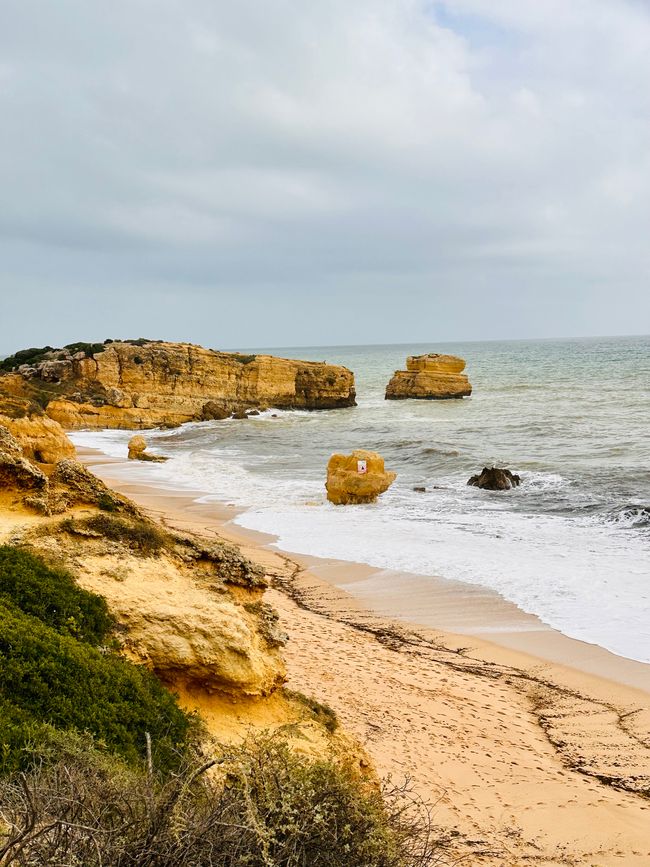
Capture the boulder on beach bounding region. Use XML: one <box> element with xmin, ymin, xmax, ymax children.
<box><xmin>385</xmin><ymin>353</ymin><xmax>472</xmax><ymax>400</ymax></box>
<box><xmin>326</xmin><ymin>449</ymin><xmax>396</xmax><ymax>505</ymax></box>
<box><xmin>127</xmin><ymin>435</ymin><xmax>168</xmax><ymax>463</ymax></box>
<box><xmin>467</xmin><ymin>466</ymin><xmax>521</xmax><ymax>490</ymax></box>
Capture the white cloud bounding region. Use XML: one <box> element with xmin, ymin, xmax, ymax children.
<box><xmin>0</xmin><ymin>0</ymin><xmax>649</xmax><ymax>348</ymax></box>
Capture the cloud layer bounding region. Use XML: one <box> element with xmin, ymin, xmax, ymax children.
<box><xmin>1</xmin><ymin>0</ymin><xmax>649</xmax><ymax>350</ymax></box>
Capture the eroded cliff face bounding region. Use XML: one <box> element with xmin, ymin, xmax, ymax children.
<box><xmin>385</xmin><ymin>353</ymin><xmax>472</xmax><ymax>400</ymax></box>
<box><xmin>0</xmin><ymin>423</ymin><xmax>286</xmax><ymax>699</ymax></box>
<box><xmin>1</xmin><ymin>341</ymin><xmax>356</xmax><ymax>429</ymax></box>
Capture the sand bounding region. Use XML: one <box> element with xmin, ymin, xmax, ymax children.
<box><xmin>76</xmin><ymin>451</ymin><xmax>650</xmax><ymax>866</ymax></box>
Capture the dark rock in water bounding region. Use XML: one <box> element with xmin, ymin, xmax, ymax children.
<box><xmin>247</xmin><ymin>409</ymin><xmax>260</xmax><ymax>416</ymax></box>
<box><xmin>231</xmin><ymin>410</ymin><xmax>248</xmax><ymax>420</ymax></box>
<box><xmin>467</xmin><ymin>467</ymin><xmax>521</xmax><ymax>491</ymax></box>
<box><xmin>201</xmin><ymin>401</ymin><xmax>229</xmax><ymax>421</ymax></box>
<box><xmin>413</xmin><ymin>486</ymin><xmax>427</xmax><ymax>493</ymax></box>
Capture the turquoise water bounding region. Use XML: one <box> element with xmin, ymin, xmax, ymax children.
<box><xmin>72</xmin><ymin>335</ymin><xmax>650</xmax><ymax>663</ymax></box>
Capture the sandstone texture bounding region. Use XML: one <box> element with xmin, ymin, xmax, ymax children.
<box><xmin>0</xmin><ymin>425</ymin><xmax>48</xmax><ymax>491</ymax></box>
<box><xmin>0</xmin><ymin>412</ymin><xmax>75</xmax><ymax>464</ymax></box>
<box><xmin>385</xmin><ymin>353</ymin><xmax>472</xmax><ymax>400</ymax></box>
<box><xmin>0</xmin><ymin>340</ymin><xmax>356</xmax><ymax>430</ymax></box>
<box><xmin>468</xmin><ymin>466</ymin><xmax>521</xmax><ymax>490</ymax></box>
<box><xmin>326</xmin><ymin>450</ymin><xmax>397</xmax><ymax>505</ymax></box>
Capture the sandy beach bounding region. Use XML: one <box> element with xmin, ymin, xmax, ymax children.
<box><xmin>70</xmin><ymin>448</ymin><xmax>650</xmax><ymax>867</ymax></box>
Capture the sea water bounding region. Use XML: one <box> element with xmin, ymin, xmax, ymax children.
<box><xmin>71</xmin><ymin>336</ymin><xmax>650</xmax><ymax>663</ymax></box>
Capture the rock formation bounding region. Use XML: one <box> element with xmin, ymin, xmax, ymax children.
<box><xmin>385</xmin><ymin>354</ymin><xmax>472</xmax><ymax>400</ymax></box>
<box><xmin>127</xmin><ymin>435</ymin><xmax>168</xmax><ymax>462</ymax></box>
<box><xmin>0</xmin><ymin>426</ymin><xmax>48</xmax><ymax>491</ymax></box>
<box><xmin>0</xmin><ymin>414</ymin><xmax>75</xmax><ymax>465</ymax></box>
<box><xmin>0</xmin><ymin>340</ymin><xmax>356</xmax><ymax>430</ymax></box>
<box><xmin>0</xmin><ymin>426</ymin><xmax>286</xmax><ymax>698</ymax></box>
<box><xmin>467</xmin><ymin>467</ymin><xmax>521</xmax><ymax>490</ymax></box>
<box><xmin>326</xmin><ymin>450</ymin><xmax>396</xmax><ymax>505</ymax></box>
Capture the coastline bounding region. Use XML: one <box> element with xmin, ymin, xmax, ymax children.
<box><xmin>74</xmin><ymin>446</ymin><xmax>650</xmax><ymax>864</ymax></box>
<box><xmin>77</xmin><ymin>447</ymin><xmax>650</xmax><ymax>698</ymax></box>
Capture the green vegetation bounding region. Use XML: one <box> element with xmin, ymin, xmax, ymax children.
<box><xmin>62</xmin><ymin>341</ymin><xmax>106</xmax><ymax>357</ymax></box>
<box><xmin>233</xmin><ymin>353</ymin><xmax>257</xmax><ymax>364</ymax></box>
<box><xmin>0</xmin><ymin>734</ymin><xmax>445</xmax><ymax>866</ymax></box>
<box><xmin>0</xmin><ymin>546</ymin><xmax>112</xmax><ymax>643</ymax></box>
<box><xmin>0</xmin><ymin>346</ymin><xmax>54</xmax><ymax>372</ymax></box>
<box><xmin>0</xmin><ymin>546</ymin><xmax>190</xmax><ymax>775</ymax></box>
<box><xmin>62</xmin><ymin>513</ymin><xmax>166</xmax><ymax>556</ymax></box>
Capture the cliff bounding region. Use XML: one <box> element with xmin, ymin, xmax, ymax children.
<box><xmin>385</xmin><ymin>353</ymin><xmax>472</xmax><ymax>400</ymax></box>
<box><xmin>0</xmin><ymin>423</ymin><xmax>285</xmax><ymax>700</ymax></box>
<box><xmin>0</xmin><ymin>340</ymin><xmax>356</xmax><ymax>429</ymax></box>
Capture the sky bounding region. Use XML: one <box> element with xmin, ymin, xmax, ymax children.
<box><xmin>1</xmin><ymin>0</ymin><xmax>650</xmax><ymax>353</ymax></box>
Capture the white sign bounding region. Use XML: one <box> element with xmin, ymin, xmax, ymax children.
<box><xmin>357</xmin><ymin>459</ymin><xmax>367</xmax><ymax>474</ymax></box>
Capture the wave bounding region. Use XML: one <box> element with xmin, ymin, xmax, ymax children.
<box><xmin>605</xmin><ymin>504</ymin><xmax>650</xmax><ymax>530</ymax></box>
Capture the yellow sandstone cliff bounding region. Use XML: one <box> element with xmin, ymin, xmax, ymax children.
<box><xmin>385</xmin><ymin>353</ymin><xmax>472</xmax><ymax>400</ymax></box>
<box><xmin>1</xmin><ymin>340</ymin><xmax>356</xmax><ymax>429</ymax></box>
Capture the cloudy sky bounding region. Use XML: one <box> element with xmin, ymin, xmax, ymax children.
<box><xmin>1</xmin><ymin>0</ymin><xmax>649</xmax><ymax>353</ymax></box>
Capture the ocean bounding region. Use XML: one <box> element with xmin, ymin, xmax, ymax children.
<box><xmin>71</xmin><ymin>335</ymin><xmax>650</xmax><ymax>664</ymax></box>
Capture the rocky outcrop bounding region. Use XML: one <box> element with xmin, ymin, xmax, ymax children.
<box><xmin>326</xmin><ymin>450</ymin><xmax>396</xmax><ymax>505</ymax></box>
<box><xmin>467</xmin><ymin>467</ymin><xmax>521</xmax><ymax>490</ymax></box>
<box><xmin>127</xmin><ymin>435</ymin><xmax>167</xmax><ymax>462</ymax></box>
<box><xmin>0</xmin><ymin>413</ymin><xmax>76</xmax><ymax>464</ymax></box>
<box><xmin>1</xmin><ymin>340</ymin><xmax>356</xmax><ymax>430</ymax></box>
<box><xmin>385</xmin><ymin>354</ymin><xmax>472</xmax><ymax>400</ymax></box>
<box><xmin>0</xmin><ymin>426</ymin><xmax>48</xmax><ymax>491</ymax></box>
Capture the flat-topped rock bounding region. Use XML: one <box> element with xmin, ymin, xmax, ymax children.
<box><xmin>385</xmin><ymin>353</ymin><xmax>472</xmax><ymax>400</ymax></box>
<box><xmin>0</xmin><ymin>340</ymin><xmax>357</xmax><ymax>430</ymax></box>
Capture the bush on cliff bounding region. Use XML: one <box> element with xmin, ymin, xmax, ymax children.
<box><xmin>0</xmin><ymin>545</ymin><xmax>113</xmax><ymax>643</ymax></box>
<box><xmin>0</xmin><ymin>346</ymin><xmax>54</xmax><ymax>372</ymax></box>
<box><xmin>0</xmin><ymin>546</ymin><xmax>190</xmax><ymax>775</ymax></box>
<box><xmin>0</xmin><ymin>734</ymin><xmax>446</xmax><ymax>867</ymax></box>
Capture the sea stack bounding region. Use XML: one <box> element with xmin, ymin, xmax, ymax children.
<box><xmin>385</xmin><ymin>353</ymin><xmax>472</xmax><ymax>400</ymax></box>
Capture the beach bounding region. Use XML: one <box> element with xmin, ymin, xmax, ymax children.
<box><xmin>77</xmin><ymin>447</ymin><xmax>650</xmax><ymax>867</ymax></box>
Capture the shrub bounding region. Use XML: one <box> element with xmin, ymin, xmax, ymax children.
<box><xmin>0</xmin><ymin>602</ymin><xmax>190</xmax><ymax>774</ymax></box>
<box><xmin>233</xmin><ymin>353</ymin><xmax>257</xmax><ymax>364</ymax></box>
<box><xmin>63</xmin><ymin>342</ymin><xmax>106</xmax><ymax>358</ymax></box>
<box><xmin>0</xmin><ymin>735</ymin><xmax>447</xmax><ymax>866</ymax></box>
<box><xmin>0</xmin><ymin>346</ymin><xmax>54</xmax><ymax>372</ymax></box>
<box><xmin>0</xmin><ymin>546</ymin><xmax>112</xmax><ymax>644</ymax></box>
<box><xmin>0</xmin><ymin>546</ymin><xmax>191</xmax><ymax>775</ymax></box>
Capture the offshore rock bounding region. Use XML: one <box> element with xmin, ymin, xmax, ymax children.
<box><xmin>385</xmin><ymin>353</ymin><xmax>472</xmax><ymax>400</ymax></box>
<box><xmin>127</xmin><ymin>435</ymin><xmax>168</xmax><ymax>462</ymax></box>
<box><xmin>1</xmin><ymin>340</ymin><xmax>356</xmax><ymax>430</ymax></box>
<box><xmin>326</xmin><ymin>449</ymin><xmax>396</xmax><ymax>505</ymax></box>
<box><xmin>467</xmin><ymin>466</ymin><xmax>521</xmax><ymax>490</ymax></box>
